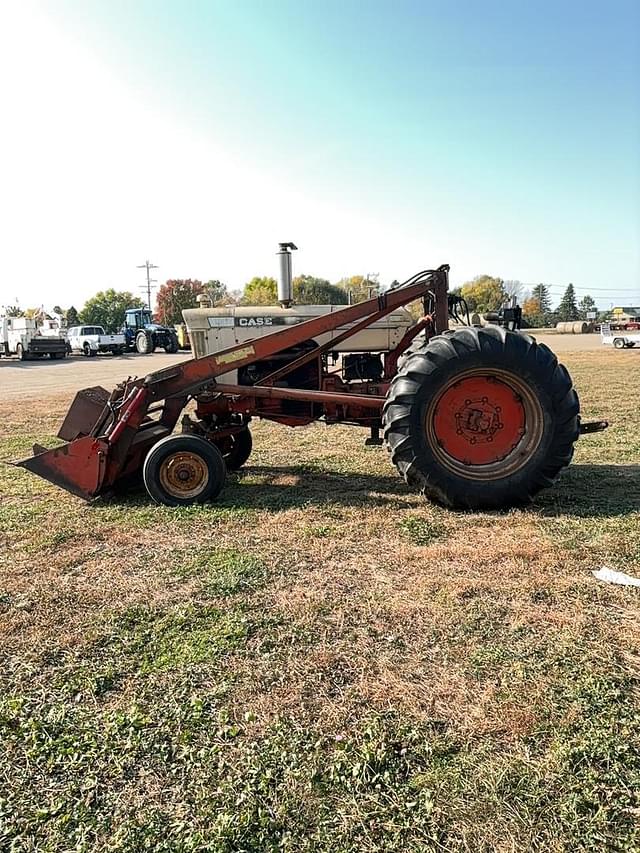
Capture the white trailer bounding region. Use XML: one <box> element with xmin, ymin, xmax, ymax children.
<box><xmin>0</xmin><ymin>316</ymin><xmax>67</xmax><ymax>360</ymax></box>
<box><xmin>600</xmin><ymin>323</ymin><xmax>640</xmax><ymax>349</ymax></box>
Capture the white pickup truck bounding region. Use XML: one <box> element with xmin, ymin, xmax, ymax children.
<box><xmin>67</xmin><ymin>325</ymin><xmax>126</xmax><ymax>357</ymax></box>
<box><xmin>600</xmin><ymin>323</ymin><xmax>640</xmax><ymax>349</ymax></box>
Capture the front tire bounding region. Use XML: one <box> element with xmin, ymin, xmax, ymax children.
<box><xmin>136</xmin><ymin>332</ymin><xmax>153</xmax><ymax>354</ymax></box>
<box><xmin>383</xmin><ymin>327</ymin><xmax>580</xmax><ymax>510</ymax></box>
<box><xmin>143</xmin><ymin>435</ymin><xmax>226</xmax><ymax>506</ymax></box>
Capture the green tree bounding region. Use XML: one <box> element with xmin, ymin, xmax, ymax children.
<box><xmin>241</xmin><ymin>274</ymin><xmax>349</xmax><ymax>306</ymax></box>
<box><xmin>459</xmin><ymin>275</ymin><xmax>506</xmax><ymax>313</ymax></box>
<box><xmin>557</xmin><ymin>283</ymin><xmax>579</xmax><ymax>321</ymax></box>
<box><xmin>66</xmin><ymin>306</ymin><xmax>80</xmax><ymax>326</ymax></box>
<box><xmin>80</xmin><ymin>289</ymin><xmax>145</xmax><ymax>332</ymax></box>
<box><xmin>293</xmin><ymin>275</ymin><xmax>348</xmax><ymax>305</ymax></box>
<box><xmin>578</xmin><ymin>294</ymin><xmax>597</xmax><ymax>320</ymax></box>
<box><xmin>3</xmin><ymin>305</ymin><xmax>22</xmax><ymax>317</ymax></box>
<box><xmin>522</xmin><ymin>284</ymin><xmax>555</xmax><ymax>326</ymax></box>
<box><xmin>156</xmin><ymin>280</ymin><xmax>205</xmax><ymax>325</ymax></box>
<box><xmin>241</xmin><ymin>276</ymin><xmax>278</xmax><ymax>305</ymax></box>
<box><xmin>531</xmin><ymin>284</ymin><xmax>552</xmax><ymax>316</ymax></box>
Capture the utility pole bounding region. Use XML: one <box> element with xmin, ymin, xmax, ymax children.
<box><xmin>137</xmin><ymin>260</ymin><xmax>158</xmax><ymax>310</ymax></box>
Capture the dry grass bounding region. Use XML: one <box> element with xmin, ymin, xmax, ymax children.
<box><xmin>0</xmin><ymin>348</ymin><xmax>639</xmax><ymax>852</ymax></box>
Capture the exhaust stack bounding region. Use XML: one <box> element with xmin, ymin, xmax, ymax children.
<box><xmin>277</xmin><ymin>242</ymin><xmax>297</xmax><ymax>307</ymax></box>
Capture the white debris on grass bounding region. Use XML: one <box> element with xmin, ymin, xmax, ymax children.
<box><xmin>592</xmin><ymin>566</ymin><xmax>640</xmax><ymax>587</ymax></box>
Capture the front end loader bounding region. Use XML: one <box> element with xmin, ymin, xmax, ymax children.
<box><xmin>16</xmin><ymin>248</ymin><xmax>606</xmax><ymax>509</ymax></box>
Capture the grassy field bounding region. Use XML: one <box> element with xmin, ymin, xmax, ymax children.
<box><xmin>1</xmin><ymin>348</ymin><xmax>639</xmax><ymax>852</ymax></box>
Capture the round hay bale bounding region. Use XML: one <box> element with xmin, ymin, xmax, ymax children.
<box><xmin>556</xmin><ymin>322</ymin><xmax>569</xmax><ymax>333</ymax></box>
<box><xmin>572</xmin><ymin>321</ymin><xmax>588</xmax><ymax>334</ymax></box>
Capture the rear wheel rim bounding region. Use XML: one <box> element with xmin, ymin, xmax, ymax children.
<box><xmin>425</xmin><ymin>368</ymin><xmax>545</xmax><ymax>481</ymax></box>
<box><xmin>159</xmin><ymin>452</ymin><xmax>209</xmax><ymax>499</ymax></box>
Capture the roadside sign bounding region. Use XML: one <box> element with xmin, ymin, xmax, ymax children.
<box><xmin>587</xmin><ymin>311</ymin><xmax>597</xmax><ymax>320</ymax></box>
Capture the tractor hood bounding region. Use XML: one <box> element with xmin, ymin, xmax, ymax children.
<box><xmin>146</xmin><ymin>323</ymin><xmax>174</xmax><ymax>333</ymax></box>
<box><xmin>182</xmin><ymin>304</ymin><xmax>416</xmax><ymax>360</ymax></box>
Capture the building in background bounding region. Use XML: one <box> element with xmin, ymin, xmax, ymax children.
<box><xmin>611</xmin><ymin>306</ymin><xmax>640</xmax><ymax>323</ymax></box>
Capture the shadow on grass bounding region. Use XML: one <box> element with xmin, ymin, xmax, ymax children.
<box><xmin>534</xmin><ymin>464</ymin><xmax>640</xmax><ymax>518</ymax></box>
<box><xmin>229</xmin><ymin>465</ymin><xmax>417</xmax><ymax>510</ymax></box>
<box><xmin>235</xmin><ymin>463</ymin><xmax>640</xmax><ymax>518</ymax></box>
<box><xmin>101</xmin><ymin>463</ymin><xmax>639</xmax><ymax>518</ymax></box>
<box><xmin>103</xmin><ymin>464</ymin><xmax>417</xmax><ymax>511</ymax></box>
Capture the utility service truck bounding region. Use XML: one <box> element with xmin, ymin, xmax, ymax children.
<box><xmin>0</xmin><ymin>316</ymin><xmax>67</xmax><ymax>360</ymax></box>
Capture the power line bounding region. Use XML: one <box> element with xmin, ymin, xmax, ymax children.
<box><xmin>524</xmin><ymin>284</ymin><xmax>639</xmax><ymax>297</ymax></box>
<box><xmin>137</xmin><ymin>260</ymin><xmax>158</xmax><ymax>310</ymax></box>
<box><xmin>545</xmin><ymin>288</ymin><xmax>638</xmax><ymax>294</ymax></box>
<box><xmin>524</xmin><ymin>284</ymin><xmax>637</xmax><ymax>292</ymax></box>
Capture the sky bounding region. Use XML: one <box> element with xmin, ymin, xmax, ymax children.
<box><xmin>0</xmin><ymin>0</ymin><xmax>639</xmax><ymax>312</ymax></box>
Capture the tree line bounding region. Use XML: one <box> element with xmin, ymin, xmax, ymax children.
<box><xmin>14</xmin><ymin>274</ymin><xmax>600</xmax><ymax>333</ymax></box>
<box><xmin>32</xmin><ymin>276</ymin><xmax>369</xmax><ymax>331</ymax></box>
<box><xmin>451</xmin><ymin>277</ymin><xmax>597</xmax><ymax>326</ymax></box>
<box><xmin>153</xmin><ymin>275</ymin><xmax>599</xmax><ymax>328</ymax></box>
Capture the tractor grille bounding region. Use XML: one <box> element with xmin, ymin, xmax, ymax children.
<box><xmin>191</xmin><ymin>331</ymin><xmax>206</xmax><ymax>358</ymax></box>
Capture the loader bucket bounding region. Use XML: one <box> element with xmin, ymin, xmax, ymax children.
<box><xmin>15</xmin><ymin>435</ymin><xmax>109</xmax><ymax>500</ymax></box>
<box><xmin>58</xmin><ymin>386</ymin><xmax>111</xmax><ymax>441</ymax></box>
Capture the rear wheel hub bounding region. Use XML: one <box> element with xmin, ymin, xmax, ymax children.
<box><xmin>427</xmin><ymin>369</ymin><xmax>544</xmax><ymax>479</ymax></box>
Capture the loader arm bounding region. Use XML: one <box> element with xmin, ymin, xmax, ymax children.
<box><xmin>143</xmin><ymin>266</ymin><xmax>450</xmax><ymax>402</ymax></box>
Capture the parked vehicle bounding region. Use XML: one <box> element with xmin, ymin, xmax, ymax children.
<box><xmin>120</xmin><ymin>308</ymin><xmax>179</xmax><ymax>354</ymax></box>
<box><xmin>600</xmin><ymin>323</ymin><xmax>639</xmax><ymax>349</ymax></box>
<box><xmin>67</xmin><ymin>325</ymin><xmax>126</xmax><ymax>357</ymax></box>
<box><xmin>0</xmin><ymin>316</ymin><xmax>67</xmax><ymax>360</ymax></box>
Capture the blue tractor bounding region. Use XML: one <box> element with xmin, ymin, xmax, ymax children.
<box><xmin>121</xmin><ymin>308</ymin><xmax>179</xmax><ymax>354</ymax></box>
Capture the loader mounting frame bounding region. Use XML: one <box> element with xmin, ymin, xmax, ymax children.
<box><xmin>16</xmin><ymin>266</ymin><xmax>451</xmax><ymax>500</ymax></box>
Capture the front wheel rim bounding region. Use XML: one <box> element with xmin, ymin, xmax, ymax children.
<box><xmin>425</xmin><ymin>368</ymin><xmax>545</xmax><ymax>481</ymax></box>
<box><xmin>158</xmin><ymin>451</ymin><xmax>209</xmax><ymax>499</ymax></box>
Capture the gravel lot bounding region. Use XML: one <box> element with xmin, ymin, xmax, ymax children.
<box><xmin>0</xmin><ymin>351</ymin><xmax>191</xmax><ymax>400</ymax></box>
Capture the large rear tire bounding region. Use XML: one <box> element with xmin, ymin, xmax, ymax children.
<box><xmin>143</xmin><ymin>435</ymin><xmax>226</xmax><ymax>507</ymax></box>
<box><xmin>164</xmin><ymin>335</ymin><xmax>179</xmax><ymax>354</ymax></box>
<box><xmin>383</xmin><ymin>327</ymin><xmax>580</xmax><ymax>510</ymax></box>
